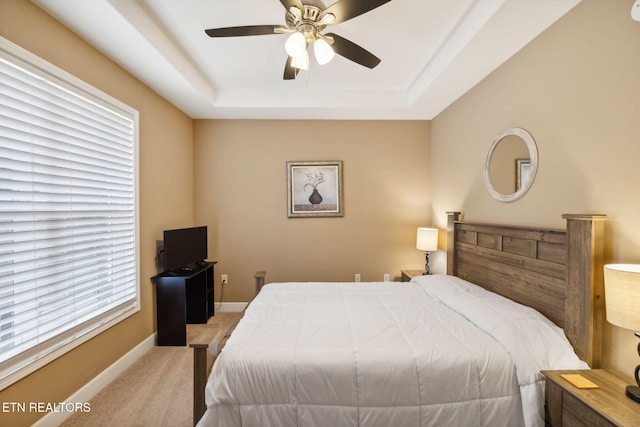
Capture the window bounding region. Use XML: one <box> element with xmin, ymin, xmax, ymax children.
<box><xmin>0</xmin><ymin>37</ymin><xmax>139</xmax><ymax>389</ymax></box>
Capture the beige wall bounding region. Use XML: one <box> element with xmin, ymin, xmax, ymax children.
<box><xmin>431</xmin><ymin>0</ymin><xmax>640</xmax><ymax>374</ymax></box>
<box><xmin>194</xmin><ymin>120</ymin><xmax>431</xmax><ymax>302</ymax></box>
<box><xmin>0</xmin><ymin>1</ymin><xmax>195</xmax><ymax>425</ymax></box>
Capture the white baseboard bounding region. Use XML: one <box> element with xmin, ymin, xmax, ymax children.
<box><xmin>33</xmin><ymin>333</ymin><xmax>156</xmax><ymax>427</ymax></box>
<box><xmin>216</xmin><ymin>302</ymin><xmax>248</xmax><ymax>312</ymax></box>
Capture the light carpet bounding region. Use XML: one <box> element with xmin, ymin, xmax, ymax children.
<box><xmin>61</xmin><ymin>312</ymin><xmax>242</xmax><ymax>427</ymax></box>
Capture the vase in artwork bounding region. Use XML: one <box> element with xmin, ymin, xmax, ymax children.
<box><xmin>308</xmin><ymin>189</ymin><xmax>323</xmax><ymax>205</ymax></box>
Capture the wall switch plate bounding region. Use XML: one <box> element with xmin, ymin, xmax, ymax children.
<box><xmin>383</xmin><ymin>274</ymin><xmax>390</xmax><ymax>282</ymax></box>
<box><xmin>355</xmin><ymin>273</ymin><xmax>361</xmax><ymax>282</ymax></box>
<box><xmin>221</xmin><ymin>274</ymin><xmax>228</xmax><ymax>284</ymax></box>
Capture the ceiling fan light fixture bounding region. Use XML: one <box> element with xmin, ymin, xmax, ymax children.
<box><xmin>205</xmin><ymin>0</ymin><xmax>390</xmax><ymax>80</ymax></box>
<box><xmin>291</xmin><ymin>51</ymin><xmax>309</xmax><ymax>70</ymax></box>
<box><xmin>285</xmin><ymin>31</ymin><xmax>306</xmax><ymax>57</ymax></box>
<box><xmin>314</xmin><ymin>38</ymin><xmax>335</xmax><ymax>65</ymax></box>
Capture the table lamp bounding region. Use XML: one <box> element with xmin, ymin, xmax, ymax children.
<box><xmin>604</xmin><ymin>264</ymin><xmax>640</xmax><ymax>403</ymax></box>
<box><xmin>416</xmin><ymin>228</ymin><xmax>438</xmax><ymax>275</ymax></box>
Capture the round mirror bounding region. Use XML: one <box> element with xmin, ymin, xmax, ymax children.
<box><xmin>484</xmin><ymin>127</ymin><xmax>538</xmax><ymax>202</ymax></box>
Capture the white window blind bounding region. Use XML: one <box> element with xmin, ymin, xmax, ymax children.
<box><xmin>0</xmin><ymin>38</ymin><xmax>139</xmax><ymax>388</ymax></box>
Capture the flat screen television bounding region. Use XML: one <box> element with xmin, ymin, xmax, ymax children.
<box><xmin>163</xmin><ymin>226</ymin><xmax>208</xmax><ymax>272</ymax></box>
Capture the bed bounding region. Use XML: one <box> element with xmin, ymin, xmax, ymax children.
<box><xmin>191</xmin><ymin>212</ymin><xmax>606</xmax><ymax>427</ymax></box>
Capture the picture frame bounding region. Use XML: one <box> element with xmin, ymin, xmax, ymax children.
<box><xmin>286</xmin><ymin>161</ymin><xmax>343</xmax><ymax>218</ymax></box>
<box><xmin>516</xmin><ymin>158</ymin><xmax>532</xmax><ymax>191</ymax></box>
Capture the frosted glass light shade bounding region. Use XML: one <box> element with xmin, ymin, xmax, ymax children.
<box><xmin>604</xmin><ymin>264</ymin><xmax>640</xmax><ymax>331</ymax></box>
<box><xmin>285</xmin><ymin>32</ymin><xmax>306</xmax><ymax>58</ymax></box>
<box><xmin>314</xmin><ymin>38</ymin><xmax>335</xmax><ymax>65</ymax></box>
<box><xmin>291</xmin><ymin>51</ymin><xmax>309</xmax><ymax>70</ymax></box>
<box><xmin>416</xmin><ymin>228</ymin><xmax>438</xmax><ymax>251</ymax></box>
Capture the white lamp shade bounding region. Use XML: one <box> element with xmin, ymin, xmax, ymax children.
<box><xmin>604</xmin><ymin>264</ymin><xmax>640</xmax><ymax>331</ymax></box>
<box><xmin>291</xmin><ymin>51</ymin><xmax>309</xmax><ymax>70</ymax></box>
<box><xmin>416</xmin><ymin>228</ymin><xmax>438</xmax><ymax>251</ymax></box>
<box><xmin>285</xmin><ymin>32</ymin><xmax>306</xmax><ymax>57</ymax></box>
<box><xmin>314</xmin><ymin>38</ymin><xmax>335</xmax><ymax>65</ymax></box>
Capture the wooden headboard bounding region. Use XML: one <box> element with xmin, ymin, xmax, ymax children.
<box><xmin>446</xmin><ymin>212</ymin><xmax>606</xmax><ymax>368</ymax></box>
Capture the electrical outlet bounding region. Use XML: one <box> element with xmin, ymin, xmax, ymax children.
<box><xmin>221</xmin><ymin>274</ymin><xmax>228</xmax><ymax>284</ymax></box>
<box><xmin>354</xmin><ymin>273</ymin><xmax>361</xmax><ymax>282</ymax></box>
<box><xmin>383</xmin><ymin>273</ymin><xmax>390</xmax><ymax>282</ymax></box>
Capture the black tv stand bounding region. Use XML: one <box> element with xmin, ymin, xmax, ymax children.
<box><xmin>151</xmin><ymin>261</ymin><xmax>216</xmax><ymax>346</ymax></box>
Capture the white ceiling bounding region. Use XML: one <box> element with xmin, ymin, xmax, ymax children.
<box><xmin>32</xmin><ymin>0</ymin><xmax>581</xmax><ymax>120</ymax></box>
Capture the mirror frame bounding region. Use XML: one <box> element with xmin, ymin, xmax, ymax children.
<box><xmin>484</xmin><ymin>127</ymin><xmax>538</xmax><ymax>203</ymax></box>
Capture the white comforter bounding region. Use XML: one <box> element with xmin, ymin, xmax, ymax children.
<box><xmin>198</xmin><ymin>275</ymin><xmax>587</xmax><ymax>427</ymax></box>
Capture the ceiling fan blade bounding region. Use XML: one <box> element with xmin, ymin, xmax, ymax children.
<box><xmin>321</xmin><ymin>0</ymin><xmax>392</xmax><ymax>25</ymax></box>
<box><xmin>283</xmin><ymin>56</ymin><xmax>300</xmax><ymax>80</ymax></box>
<box><xmin>326</xmin><ymin>33</ymin><xmax>381</xmax><ymax>69</ymax></box>
<box><xmin>279</xmin><ymin>0</ymin><xmax>304</xmax><ymax>11</ymax></box>
<box><xmin>205</xmin><ymin>25</ymin><xmax>282</xmax><ymax>37</ymax></box>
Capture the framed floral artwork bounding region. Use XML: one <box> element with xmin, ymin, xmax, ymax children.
<box><xmin>286</xmin><ymin>161</ymin><xmax>343</xmax><ymax>218</ymax></box>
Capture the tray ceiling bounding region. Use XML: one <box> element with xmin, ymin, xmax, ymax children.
<box><xmin>32</xmin><ymin>0</ymin><xmax>581</xmax><ymax>119</ymax></box>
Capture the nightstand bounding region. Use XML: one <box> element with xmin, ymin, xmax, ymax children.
<box><xmin>542</xmin><ymin>369</ymin><xmax>640</xmax><ymax>426</ymax></box>
<box><xmin>401</xmin><ymin>270</ymin><xmax>424</xmax><ymax>282</ymax></box>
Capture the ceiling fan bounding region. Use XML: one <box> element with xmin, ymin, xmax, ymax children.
<box><xmin>204</xmin><ymin>0</ymin><xmax>393</xmax><ymax>80</ymax></box>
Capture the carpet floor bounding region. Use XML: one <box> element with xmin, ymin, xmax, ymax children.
<box><xmin>61</xmin><ymin>312</ymin><xmax>242</xmax><ymax>427</ymax></box>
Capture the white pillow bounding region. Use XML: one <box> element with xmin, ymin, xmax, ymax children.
<box><xmin>410</xmin><ymin>274</ymin><xmax>589</xmax><ymax>386</ymax></box>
